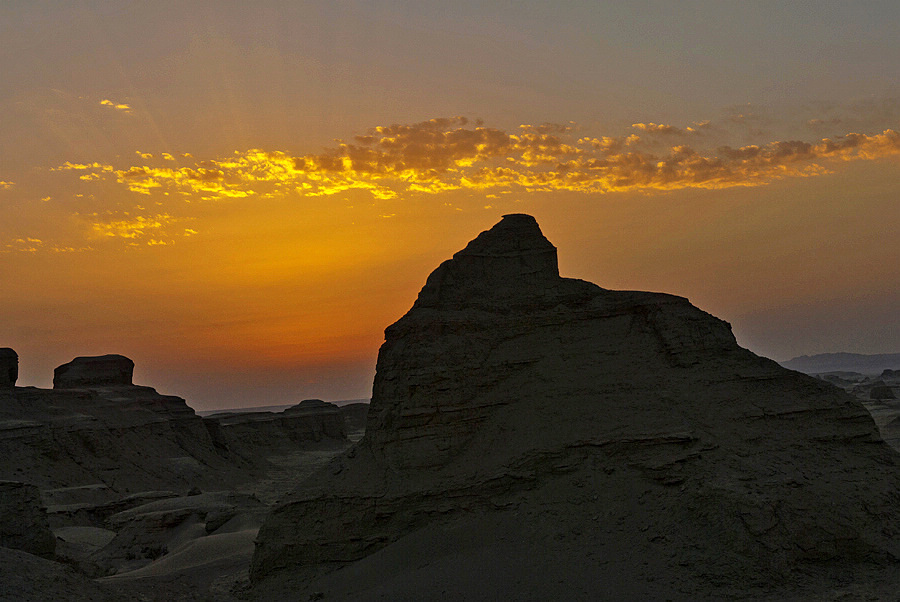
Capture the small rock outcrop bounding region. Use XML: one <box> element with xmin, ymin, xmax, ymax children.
<box><xmin>0</xmin><ymin>480</ymin><xmax>56</xmax><ymax>558</ymax></box>
<box><xmin>203</xmin><ymin>399</ymin><xmax>347</xmax><ymax>462</ymax></box>
<box><xmin>251</xmin><ymin>214</ymin><xmax>900</xmax><ymax>599</ymax></box>
<box><xmin>53</xmin><ymin>354</ymin><xmax>134</xmax><ymax>389</ymax></box>
<box><xmin>0</xmin><ymin>348</ymin><xmax>17</xmax><ymax>387</ymax></box>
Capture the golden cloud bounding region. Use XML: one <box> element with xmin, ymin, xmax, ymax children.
<box><xmin>632</xmin><ymin>122</ymin><xmax>684</xmax><ymax>135</ymax></box>
<box><xmin>4</xmin><ymin>237</ymin><xmax>42</xmax><ymax>253</ymax></box>
<box><xmin>0</xmin><ymin>181</ymin><xmax>14</xmax><ymax>189</ymax></box>
<box><xmin>89</xmin><ymin>213</ymin><xmax>181</xmax><ymax>244</ymax></box>
<box><xmin>57</xmin><ymin>119</ymin><xmax>900</xmax><ymax>203</ymax></box>
<box><xmin>100</xmin><ymin>99</ymin><xmax>132</xmax><ymax>112</ymax></box>
<box><xmin>0</xmin><ymin>237</ymin><xmax>89</xmax><ymax>254</ymax></box>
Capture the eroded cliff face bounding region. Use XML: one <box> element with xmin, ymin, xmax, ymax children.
<box><xmin>0</xmin><ymin>381</ymin><xmax>246</xmax><ymax>494</ymax></box>
<box><xmin>251</xmin><ymin>214</ymin><xmax>900</xmax><ymax>597</ymax></box>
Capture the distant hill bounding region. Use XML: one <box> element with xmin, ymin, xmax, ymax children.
<box><xmin>780</xmin><ymin>353</ymin><xmax>900</xmax><ymax>375</ymax></box>
<box><xmin>196</xmin><ymin>398</ymin><xmax>369</xmax><ymax>417</ymax></box>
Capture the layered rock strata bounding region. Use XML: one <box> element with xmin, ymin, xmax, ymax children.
<box><xmin>251</xmin><ymin>214</ymin><xmax>900</xmax><ymax>598</ymax></box>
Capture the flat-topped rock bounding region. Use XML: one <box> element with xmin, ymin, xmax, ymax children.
<box><xmin>0</xmin><ymin>348</ymin><xmax>17</xmax><ymax>387</ymax></box>
<box><xmin>282</xmin><ymin>399</ymin><xmax>338</xmax><ymax>414</ymax></box>
<box><xmin>53</xmin><ymin>354</ymin><xmax>135</xmax><ymax>389</ymax></box>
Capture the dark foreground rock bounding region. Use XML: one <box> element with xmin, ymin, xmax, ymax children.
<box><xmin>0</xmin><ymin>354</ymin><xmax>359</xmax><ymax>600</ymax></box>
<box><xmin>0</xmin><ymin>480</ymin><xmax>55</xmax><ymax>558</ymax></box>
<box><xmin>251</xmin><ymin>214</ymin><xmax>900</xmax><ymax>599</ymax></box>
<box><xmin>0</xmin><ymin>547</ymin><xmax>124</xmax><ymax>602</ymax></box>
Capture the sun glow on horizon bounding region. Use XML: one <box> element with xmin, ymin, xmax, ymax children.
<box><xmin>2</xmin><ymin>2</ymin><xmax>898</xmax><ymax>409</ymax></box>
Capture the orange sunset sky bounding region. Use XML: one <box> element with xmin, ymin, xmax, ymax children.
<box><xmin>1</xmin><ymin>2</ymin><xmax>898</xmax><ymax>410</ymax></box>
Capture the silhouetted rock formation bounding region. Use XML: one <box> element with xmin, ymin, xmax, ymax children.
<box><xmin>251</xmin><ymin>214</ymin><xmax>900</xmax><ymax>599</ymax></box>
<box><xmin>0</xmin><ymin>480</ymin><xmax>55</xmax><ymax>558</ymax></box>
<box><xmin>283</xmin><ymin>398</ymin><xmax>332</xmax><ymax>412</ymax></box>
<box><xmin>0</xmin><ymin>348</ymin><xmax>17</xmax><ymax>387</ymax></box>
<box><xmin>781</xmin><ymin>352</ymin><xmax>900</xmax><ymax>375</ymax></box>
<box><xmin>53</xmin><ymin>354</ymin><xmax>134</xmax><ymax>388</ymax></box>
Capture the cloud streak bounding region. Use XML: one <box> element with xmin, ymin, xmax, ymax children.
<box><xmin>56</xmin><ymin>118</ymin><xmax>900</xmax><ymax>203</ymax></box>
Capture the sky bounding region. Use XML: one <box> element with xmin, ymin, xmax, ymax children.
<box><xmin>1</xmin><ymin>1</ymin><xmax>898</xmax><ymax>411</ymax></box>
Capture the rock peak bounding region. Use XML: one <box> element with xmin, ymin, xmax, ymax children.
<box><xmin>413</xmin><ymin>214</ymin><xmax>560</xmax><ymax>309</ymax></box>
<box><xmin>458</xmin><ymin>213</ymin><xmax>555</xmax><ymax>257</ymax></box>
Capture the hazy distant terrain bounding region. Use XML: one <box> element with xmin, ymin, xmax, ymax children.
<box><xmin>196</xmin><ymin>399</ymin><xmax>370</xmax><ymax>417</ymax></box>
<box><xmin>780</xmin><ymin>353</ymin><xmax>900</xmax><ymax>375</ymax></box>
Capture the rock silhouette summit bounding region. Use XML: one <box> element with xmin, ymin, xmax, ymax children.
<box><xmin>252</xmin><ymin>214</ymin><xmax>900</xmax><ymax>598</ymax></box>
<box><xmin>414</xmin><ymin>213</ymin><xmax>562</xmax><ymax>309</ymax></box>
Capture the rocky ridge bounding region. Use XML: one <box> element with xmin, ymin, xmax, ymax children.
<box><xmin>0</xmin><ymin>356</ymin><xmax>353</xmax><ymax>495</ymax></box>
<box><xmin>0</xmin><ymin>354</ymin><xmax>359</xmax><ymax>599</ymax></box>
<box><xmin>0</xmin><ymin>367</ymin><xmax>241</xmax><ymax>495</ymax></box>
<box><xmin>251</xmin><ymin>214</ymin><xmax>900</xmax><ymax>599</ymax></box>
